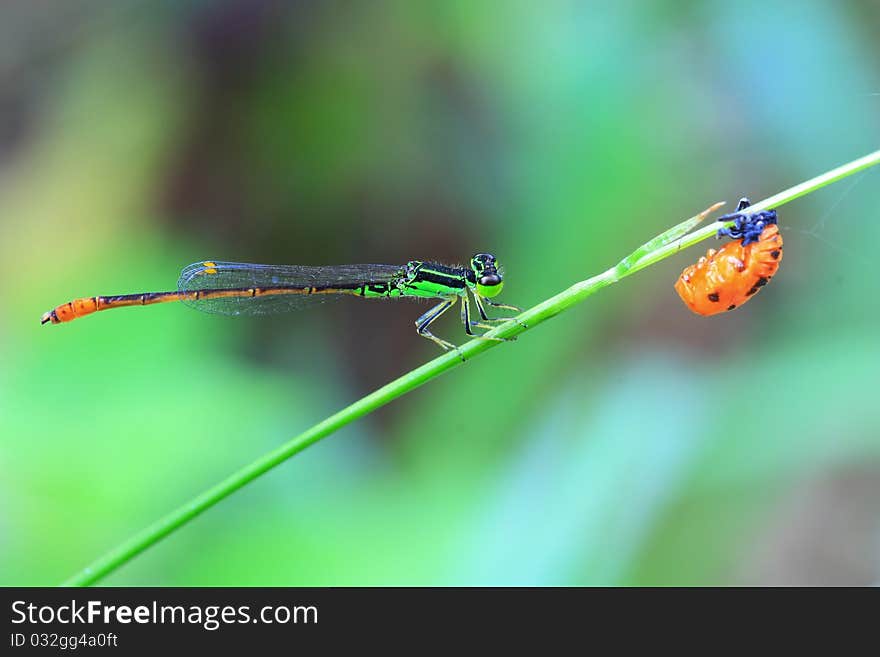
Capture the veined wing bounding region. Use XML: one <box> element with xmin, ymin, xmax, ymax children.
<box><xmin>177</xmin><ymin>260</ymin><xmax>406</xmax><ymax>316</ymax></box>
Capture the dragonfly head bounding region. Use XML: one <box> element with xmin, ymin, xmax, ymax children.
<box><xmin>470</xmin><ymin>253</ymin><xmax>504</xmax><ymax>298</ymax></box>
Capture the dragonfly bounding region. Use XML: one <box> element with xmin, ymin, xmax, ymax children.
<box><xmin>41</xmin><ymin>253</ymin><xmax>522</xmax><ymax>350</ymax></box>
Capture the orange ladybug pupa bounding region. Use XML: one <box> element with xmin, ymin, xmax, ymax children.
<box><xmin>675</xmin><ymin>198</ymin><xmax>782</xmax><ymax>316</ymax></box>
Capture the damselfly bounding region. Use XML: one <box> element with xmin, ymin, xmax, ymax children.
<box><xmin>41</xmin><ymin>253</ymin><xmax>522</xmax><ymax>350</ymax></box>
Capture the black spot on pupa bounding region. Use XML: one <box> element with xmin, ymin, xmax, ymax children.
<box><xmin>707</xmin><ymin>292</ymin><xmax>720</xmax><ymax>302</ymax></box>
<box><xmin>755</xmin><ymin>276</ymin><xmax>769</xmax><ymax>288</ymax></box>
<box><xmin>727</xmin><ymin>304</ymin><xmax>736</xmax><ymax>311</ymax></box>
<box><xmin>770</xmin><ymin>249</ymin><xmax>780</xmax><ymax>259</ymax></box>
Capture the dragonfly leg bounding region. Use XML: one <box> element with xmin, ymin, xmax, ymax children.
<box><xmin>415</xmin><ymin>297</ymin><xmax>458</xmax><ymax>351</ymax></box>
<box><xmin>464</xmin><ymin>292</ymin><xmax>517</xmax><ymax>341</ymax></box>
<box><xmin>461</xmin><ymin>292</ymin><xmax>474</xmax><ymax>335</ymax></box>
<box><xmin>471</xmin><ymin>291</ymin><xmax>527</xmax><ymax>330</ymax></box>
<box><xmin>483</xmin><ymin>297</ymin><xmax>523</xmax><ymax>313</ymax></box>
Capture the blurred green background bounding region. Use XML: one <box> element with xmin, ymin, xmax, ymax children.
<box><xmin>2</xmin><ymin>0</ymin><xmax>879</xmax><ymax>586</ymax></box>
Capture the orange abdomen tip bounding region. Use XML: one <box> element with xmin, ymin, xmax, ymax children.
<box><xmin>41</xmin><ymin>297</ymin><xmax>99</xmax><ymax>325</ymax></box>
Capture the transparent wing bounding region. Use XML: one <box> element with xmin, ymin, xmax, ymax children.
<box><xmin>177</xmin><ymin>260</ymin><xmax>405</xmax><ymax>316</ymax></box>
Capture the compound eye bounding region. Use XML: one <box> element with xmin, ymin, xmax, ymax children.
<box><xmin>479</xmin><ymin>273</ymin><xmax>501</xmax><ymax>287</ymax></box>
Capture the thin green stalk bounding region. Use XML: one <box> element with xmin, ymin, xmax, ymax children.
<box><xmin>63</xmin><ymin>148</ymin><xmax>880</xmax><ymax>586</ymax></box>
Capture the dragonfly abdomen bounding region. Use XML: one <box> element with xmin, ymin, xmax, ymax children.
<box><xmin>41</xmin><ymin>291</ymin><xmax>186</xmax><ymax>324</ymax></box>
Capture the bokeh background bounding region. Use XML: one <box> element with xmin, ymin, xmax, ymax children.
<box><xmin>2</xmin><ymin>0</ymin><xmax>879</xmax><ymax>586</ymax></box>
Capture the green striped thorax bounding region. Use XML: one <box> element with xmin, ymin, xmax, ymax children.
<box><xmin>469</xmin><ymin>253</ymin><xmax>504</xmax><ymax>298</ymax></box>
<box><xmin>395</xmin><ymin>252</ymin><xmax>505</xmax><ymax>300</ymax></box>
